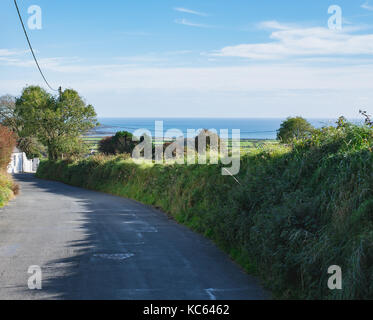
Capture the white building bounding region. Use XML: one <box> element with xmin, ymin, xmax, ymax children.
<box><xmin>7</xmin><ymin>147</ymin><xmax>40</xmax><ymax>174</ymax></box>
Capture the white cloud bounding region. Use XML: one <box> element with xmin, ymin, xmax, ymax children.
<box><xmin>257</xmin><ymin>20</ymin><xmax>292</xmax><ymax>30</ymax></box>
<box><xmin>70</xmin><ymin>65</ymin><xmax>373</xmax><ymax>118</ymax></box>
<box><xmin>174</xmin><ymin>7</ymin><xmax>208</xmax><ymax>16</ymax></box>
<box><xmin>210</xmin><ymin>21</ymin><xmax>373</xmax><ymax>60</ymax></box>
<box><xmin>2</xmin><ymin>45</ymin><xmax>373</xmax><ymax>118</ymax></box>
<box><xmin>34</xmin><ymin>64</ymin><xmax>373</xmax><ymax>92</ymax></box>
<box><xmin>2</xmin><ymin>49</ymin><xmax>373</xmax><ymax>92</ymax></box>
<box><xmin>1</xmin><ymin>56</ymin><xmax>84</xmax><ymax>71</ymax></box>
<box><xmin>361</xmin><ymin>1</ymin><xmax>373</xmax><ymax>11</ymax></box>
<box><xmin>174</xmin><ymin>18</ymin><xmax>213</xmax><ymax>28</ymax></box>
<box><xmin>0</xmin><ymin>49</ymin><xmax>29</xmax><ymax>57</ymax></box>
<box><xmin>2</xmin><ymin>61</ymin><xmax>373</xmax><ymax>118</ymax></box>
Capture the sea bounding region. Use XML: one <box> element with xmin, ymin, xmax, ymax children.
<box><xmin>92</xmin><ymin>118</ymin><xmax>359</xmax><ymax>140</ymax></box>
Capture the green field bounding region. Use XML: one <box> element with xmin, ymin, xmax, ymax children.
<box><xmin>82</xmin><ymin>135</ymin><xmax>279</xmax><ymax>154</ymax></box>
<box><xmin>82</xmin><ymin>136</ymin><xmax>102</xmax><ymax>152</ymax></box>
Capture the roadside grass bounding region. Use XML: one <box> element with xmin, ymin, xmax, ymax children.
<box><xmin>39</xmin><ymin>125</ymin><xmax>373</xmax><ymax>299</ymax></box>
<box><xmin>0</xmin><ymin>173</ymin><xmax>17</xmax><ymax>207</ymax></box>
<box><xmin>0</xmin><ymin>125</ymin><xmax>18</xmax><ymax>207</ymax></box>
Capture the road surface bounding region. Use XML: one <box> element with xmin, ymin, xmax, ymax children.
<box><xmin>0</xmin><ymin>174</ymin><xmax>268</xmax><ymax>300</ymax></box>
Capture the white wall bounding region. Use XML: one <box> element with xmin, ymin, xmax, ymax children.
<box><xmin>7</xmin><ymin>152</ymin><xmax>39</xmax><ymax>174</ymax></box>
<box><xmin>8</xmin><ymin>152</ymin><xmax>23</xmax><ymax>174</ymax></box>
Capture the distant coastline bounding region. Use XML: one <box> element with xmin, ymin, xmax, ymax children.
<box><xmin>88</xmin><ymin>117</ymin><xmax>361</xmax><ymax>140</ymax></box>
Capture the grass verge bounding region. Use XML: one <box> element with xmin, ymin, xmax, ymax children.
<box><xmin>0</xmin><ymin>173</ymin><xmax>18</xmax><ymax>207</ymax></box>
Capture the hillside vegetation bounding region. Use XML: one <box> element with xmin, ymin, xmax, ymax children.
<box><xmin>36</xmin><ymin>122</ymin><xmax>373</xmax><ymax>299</ymax></box>
<box><xmin>0</xmin><ymin>125</ymin><xmax>18</xmax><ymax>207</ymax></box>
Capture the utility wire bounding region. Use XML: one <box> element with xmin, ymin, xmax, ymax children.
<box><xmin>13</xmin><ymin>0</ymin><xmax>58</xmax><ymax>92</ymax></box>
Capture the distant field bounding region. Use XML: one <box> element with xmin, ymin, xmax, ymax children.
<box><xmin>82</xmin><ymin>136</ymin><xmax>102</xmax><ymax>152</ymax></box>
<box><xmin>238</xmin><ymin>139</ymin><xmax>278</xmax><ymax>151</ymax></box>
<box><xmin>82</xmin><ymin>135</ymin><xmax>278</xmax><ymax>153</ymax></box>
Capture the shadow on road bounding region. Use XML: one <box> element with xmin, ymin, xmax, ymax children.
<box><xmin>8</xmin><ymin>174</ymin><xmax>269</xmax><ymax>300</ymax></box>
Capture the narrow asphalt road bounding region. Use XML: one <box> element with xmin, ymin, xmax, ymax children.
<box><xmin>0</xmin><ymin>174</ymin><xmax>268</xmax><ymax>300</ymax></box>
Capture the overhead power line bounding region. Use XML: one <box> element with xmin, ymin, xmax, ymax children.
<box><xmin>13</xmin><ymin>0</ymin><xmax>58</xmax><ymax>92</ymax></box>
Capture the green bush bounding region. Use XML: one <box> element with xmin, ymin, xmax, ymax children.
<box><xmin>0</xmin><ymin>173</ymin><xmax>16</xmax><ymax>207</ymax></box>
<box><xmin>98</xmin><ymin>131</ymin><xmax>137</xmax><ymax>155</ymax></box>
<box><xmin>37</xmin><ymin>123</ymin><xmax>373</xmax><ymax>299</ymax></box>
<box><xmin>277</xmin><ymin>116</ymin><xmax>314</xmax><ymax>143</ymax></box>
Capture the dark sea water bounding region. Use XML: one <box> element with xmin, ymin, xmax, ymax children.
<box><xmin>93</xmin><ymin>118</ymin><xmax>351</xmax><ymax>140</ymax></box>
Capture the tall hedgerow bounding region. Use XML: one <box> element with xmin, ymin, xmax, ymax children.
<box><xmin>37</xmin><ymin>121</ymin><xmax>373</xmax><ymax>299</ymax></box>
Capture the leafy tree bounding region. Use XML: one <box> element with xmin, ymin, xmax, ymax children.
<box><xmin>112</xmin><ymin>131</ymin><xmax>137</xmax><ymax>154</ymax></box>
<box><xmin>277</xmin><ymin>117</ymin><xmax>314</xmax><ymax>143</ymax></box>
<box><xmin>98</xmin><ymin>131</ymin><xmax>137</xmax><ymax>155</ymax></box>
<box><xmin>17</xmin><ymin>136</ymin><xmax>45</xmax><ymax>159</ymax></box>
<box><xmin>15</xmin><ymin>86</ymin><xmax>98</xmax><ymax>160</ymax></box>
<box><xmin>195</xmin><ymin>129</ymin><xmax>221</xmax><ymax>152</ymax></box>
<box><xmin>0</xmin><ymin>125</ymin><xmax>17</xmax><ymax>171</ymax></box>
<box><xmin>0</xmin><ymin>95</ymin><xmax>18</xmax><ymax>131</ymax></box>
<box><xmin>98</xmin><ymin>136</ymin><xmax>114</xmax><ymax>155</ymax></box>
<box><xmin>0</xmin><ymin>94</ymin><xmax>43</xmax><ymax>158</ymax></box>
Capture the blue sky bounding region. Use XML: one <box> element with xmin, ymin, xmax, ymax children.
<box><xmin>1</xmin><ymin>0</ymin><xmax>373</xmax><ymax>118</ymax></box>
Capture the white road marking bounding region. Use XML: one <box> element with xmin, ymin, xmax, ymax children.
<box><xmin>205</xmin><ymin>288</ymin><xmax>217</xmax><ymax>300</ymax></box>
